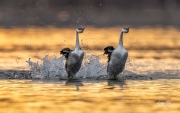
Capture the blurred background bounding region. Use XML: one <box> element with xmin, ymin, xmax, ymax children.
<box><xmin>0</xmin><ymin>0</ymin><xmax>180</xmax><ymax>69</ymax></box>
<box><xmin>0</xmin><ymin>0</ymin><xmax>180</xmax><ymax>27</ymax></box>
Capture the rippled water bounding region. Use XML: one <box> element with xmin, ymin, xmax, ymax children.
<box><xmin>0</xmin><ymin>27</ymin><xmax>180</xmax><ymax>113</ymax></box>
<box><xmin>0</xmin><ymin>79</ymin><xmax>180</xmax><ymax>113</ymax></box>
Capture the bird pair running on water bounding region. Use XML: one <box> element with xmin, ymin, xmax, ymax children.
<box><xmin>60</xmin><ymin>27</ymin><xmax>130</xmax><ymax>80</ymax></box>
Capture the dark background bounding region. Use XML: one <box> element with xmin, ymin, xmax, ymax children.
<box><xmin>0</xmin><ymin>0</ymin><xmax>179</xmax><ymax>27</ymax></box>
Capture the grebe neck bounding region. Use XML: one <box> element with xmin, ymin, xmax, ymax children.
<box><xmin>75</xmin><ymin>31</ymin><xmax>80</xmax><ymax>49</ymax></box>
<box><xmin>118</xmin><ymin>31</ymin><xmax>123</xmax><ymax>47</ymax></box>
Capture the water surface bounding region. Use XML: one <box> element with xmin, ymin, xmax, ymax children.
<box><xmin>0</xmin><ymin>27</ymin><xmax>180</xmax><ymax>113</ymax></box>
<box><xmin>0</xmin><ymin>79</ymin><xmax>179</xmax><ymax>113</ymax></box>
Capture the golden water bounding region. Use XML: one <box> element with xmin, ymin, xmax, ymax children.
<box><xmin>0</xmin><ymin>79</ymin><xmax>180</xmax><ymax>113</ymax></box>
<box><xmin>0</xmin><ymin>27</ymin><xmax>180</xmax><ymax>113</ymax></box>
<box><xmin>0</xmin><ymin>26</ymin><xmax>180</xmax><ymax>69</ymax></box>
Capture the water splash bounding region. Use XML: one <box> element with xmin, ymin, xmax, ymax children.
<box><xmin>27</xmin><ymin>54</ymin><xmax>107</xmax><ymax>79</ymax></box>
<box><xmin>77</xmin><ymin>55</ymin><xmax>107</xmax><ymax>78</ymax></box>
<box><xmin>27</xmin><ymin>54</ymin><xmax>178</xmax><ymax>80</ymax></box>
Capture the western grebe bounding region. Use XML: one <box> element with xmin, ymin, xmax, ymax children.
<box><xmin>104</xmin><ymin>27</ymin><xmax>130</xmax><ymax>80</ymax></box>
<box><xmin>60</xmin><ymin>28</ymin><xmax>85</xmax><ymax>80</ymax></box>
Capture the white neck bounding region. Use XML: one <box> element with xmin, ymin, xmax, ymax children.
<box><xmin>119</xmin><ymin>31</ymin><xmax>123</xmax><ymax>47</ymax></box>
<box><xmin>76</xmin><ymin>31</ymin><xmax>80</xmax><ymax>49</ymax></box>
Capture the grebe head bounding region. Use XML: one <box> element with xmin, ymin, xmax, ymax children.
<box><xmin>104</xmin><ymin>46</ymin><xmax>115</xmax><ymax>55</ymax></box>
<box><xmin>60</xmin><ymin>48</ymin><xmax>72</xmax><ymax>59</ymax></box>
<box><xmin>122</xmin><ymin>27</ymin><xmax>130</xmax><ymax>33</ymax></box>
<box><xmin>103</xmin><ymin>46</ymin><xmax>115</xmax><ymax>62</ymax></box>
<box><xmin>76</xmin><ymin>27</ymin><xmax>85</xmax><ymax>33</ymax></box>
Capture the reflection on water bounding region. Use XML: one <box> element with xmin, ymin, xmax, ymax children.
<box><xmin>0</xmin><ymin>27</ymin><xmax>180</xmax><ymax>113</ymax></box>
<box><xmin>107</xmin><ymin>79</ymin><xmax>125</xmax><ymax>89</ymax></box>
<box><xmin>0</xmin><ymin>79</ymin><xmax>179</xmax><ymax>113</ymax></box>
<box><xmin>65</xmin><ymin>80</ymin><xmax>83</xmax><ymax>91</ymax></box>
